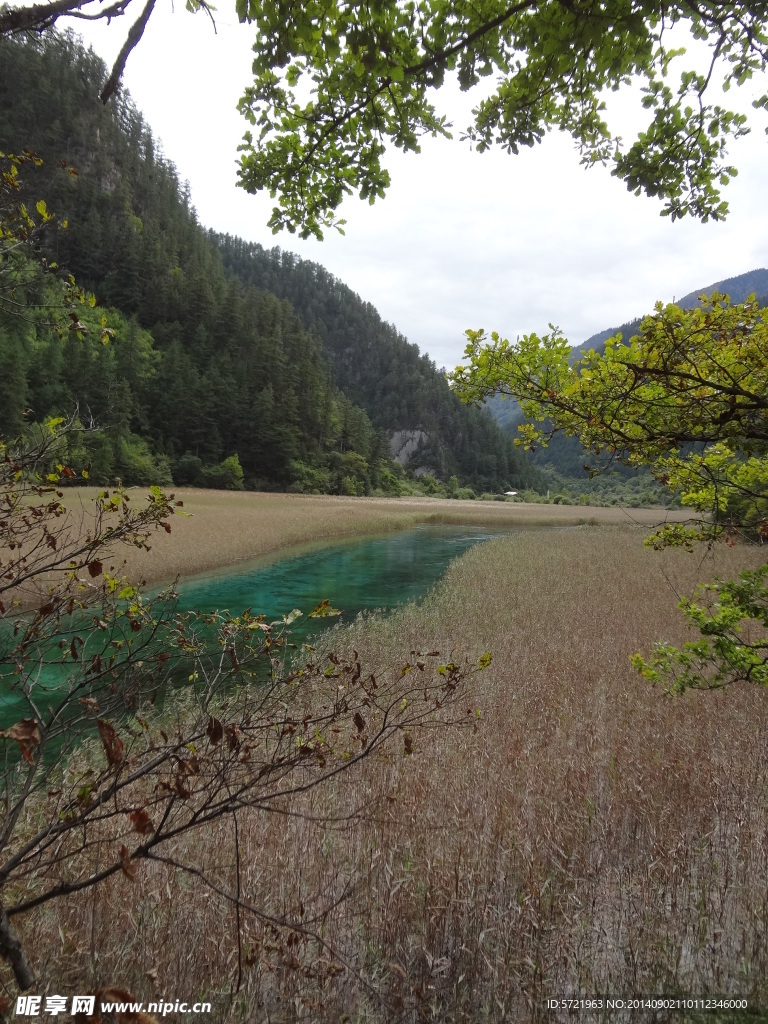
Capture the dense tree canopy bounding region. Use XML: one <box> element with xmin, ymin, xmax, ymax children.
<box><xmin>2</xmin><ymin>1</ymin><xmax>767</xmax><ymax>238</ymax></box>
<box><xmin>234</xmin><ymin>0</ymin><xmax>768</xmax><ymax>237</ymax></box>
<box><xmin>1</xmin><ymin>31</ymin><xmax>533</xmax><ymax>494</ymax></box>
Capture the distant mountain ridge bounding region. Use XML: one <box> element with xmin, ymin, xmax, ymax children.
<box><xmin>676</xmin><ymin>267</ymin><xmax>768</xmax><ymax>309</ymax></box>
<box><xmin>486</xmin><ymin>267</ymin><xmax>768</xmax><ymax>483</ymax></box>
<box><xmin>572</xmin><ymin>267</ymin><xmax>768</xmax><ymax>359</ymax></box>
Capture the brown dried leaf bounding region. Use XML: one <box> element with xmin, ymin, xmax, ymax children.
<box><xmin>206</xmin><ymin>716</ymin><xmax>223</xmax><ymax>745</ymax></box>
<box><xmin>97</xmin><ymin>719</ymin><xmax>124</xmax><ymax>767</ymax></box>
<box><xmin>129</xmin><ymin>808</ymin><xmax>154</xmax><ymax>835</ymax></box>
<box><xmin>174</xmin><ymin>777</ymin><xmax>191</xmax><ymax>799</ymax></box>
<box><xmin>119</xmin><ymin>844</ymin><xmax>136</xmax><ymax>880</ymax></box>
<box><xmin>0</xmin><ymin>718</ymin><xmax>41</xmax><ymax>764</ymax></box>
<box><xmin>225</xmin><ymin>723</ymin><xmax>242</xmax><ymax>751</ymax></box>
<box><xmin>178</xmin><ymin>756</ymin><xmax>199</xmax><ymax>775</ymax></box>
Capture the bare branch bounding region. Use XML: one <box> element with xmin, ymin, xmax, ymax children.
<box><xmin>100</xmin><ymin>0</ymin><xmax>156</xmax><ymax>103</ymax></box>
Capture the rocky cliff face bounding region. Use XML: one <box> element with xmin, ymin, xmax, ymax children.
<box><xmin>389</xmin><ymin>429</ymin><xmax>428</xmax><ymax>465</ymax></box>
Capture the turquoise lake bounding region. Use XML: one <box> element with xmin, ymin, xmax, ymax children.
<box><xmin>0</xmin><ymin>524</ymin><xmax>513</xmax><ymax>729</ymax></box>
<box><xmin>172</xmin><ymin>523</ymin><xmax>511</xmax><ymax>647</ymax></box>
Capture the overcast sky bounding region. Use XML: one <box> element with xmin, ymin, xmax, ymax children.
<box><xmin>78</xmin><ymin>7</ymin><xmax>768</xmax><ymax>371</ymax></box>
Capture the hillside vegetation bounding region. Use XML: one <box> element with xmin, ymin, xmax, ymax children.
<box><xmin>0</xmin><ymin>31</ymin><xmax>538</xmax><ymax>495</ymax></box>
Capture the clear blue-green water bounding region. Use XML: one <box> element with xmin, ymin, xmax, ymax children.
<box><xmin>173</xmin><ymin>524</ymin><xmax>508</xmax><ymax>648</ymax></box>
<box><xmin>0</xmin><ymin>525</ymin><xmax>512</xmax><ymax>732</ymax></box>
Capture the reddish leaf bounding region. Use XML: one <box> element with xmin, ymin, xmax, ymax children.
<box><xmin>119</xmin><ymin>845</ymin><xmax>136</xmax><ymax>880</ymax></box>
<box><xmin>225</xmin><ymin>723</ymin><xmax>242</xmax><ymax>752</ymax></box>
<box><xmin>353</xmin><ymin>712</ymin><xmax>366</xmax><ymax>733</ymax></box>
<box><xmin>207</xmin><ymin>717</ymin><xmax>223</xmax><ymax>745</ymax></box>
<box><xmin>88</xmin><ymin>559</ymin><xmax>103</xmax><ymax>578</ymax></box>
<box><xmin>129</xmin><ymin>808</ymin><xmax>154</xmax><ymax>835</ymax></box>
<box><xmin>97</xmin><ymin>719</ymin><xmax>124</xmax><ymax>767</ymax></box>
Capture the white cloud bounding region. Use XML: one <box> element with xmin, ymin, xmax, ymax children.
<box><xmin>78</xmin><ymin>8</ymin><xmax>768</xmax><ymax>370</ymax></box>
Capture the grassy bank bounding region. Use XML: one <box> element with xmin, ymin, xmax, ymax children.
<box><xmin>19</xmin><ymin>524</ymin><xmax>768</xmax><ymax>1021</ymax></box>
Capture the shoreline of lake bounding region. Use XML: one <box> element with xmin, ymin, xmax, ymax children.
<box><xmin>11</xmin><ymin>488</ymin><xmax>692</xmax><ymax>607</ymax></box>
<box><xmin>116</xmin><ymin>490</ymin><xmax>690</xmax><ymax>591</ymax></box>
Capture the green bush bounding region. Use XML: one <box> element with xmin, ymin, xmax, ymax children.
<box><xmin>288</xmin><ymin>460</ymin><xmax>331</xmax><ymax>493</ymax></box>
<box><xmin>377</xmin><ymin>466</ymin><xmax>402</xmax><ymax>496</ymax></box>
<box><xmin>200</xmin><ymin>453</ymin><xmax>245</xmax><ymax>490</ymax></box>
<box><xmin>119</xmin><ymin>435</ymin><xmax>173</xmax><ymax>486</ymax></box>
<box><xmin>173</xmin><ymin>452</ymin><xmax>203</xmax><ymax>486</ymax></box>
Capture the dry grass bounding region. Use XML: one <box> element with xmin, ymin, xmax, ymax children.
<box><xmin>16</xmin><ymin>524</ymin><xmax>768</xmax><ymax>1022</ymax></box>
<box><xmin>59</xmin><ymin>487</ymin><xmax>689</xmax><ymax>589</ymax></box>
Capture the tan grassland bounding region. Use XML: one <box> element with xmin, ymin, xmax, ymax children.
<box><xmin>61</xmin><ymin>486</ymin><xmax>690</xmax><ymax>588</ymax></box>
<box><xmin>22</xmin><ymin>521</ymin><xmax>768</xmax><ymax>1021</ymax></box>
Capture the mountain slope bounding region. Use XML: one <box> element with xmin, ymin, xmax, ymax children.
<box><xmin>0</xmin><ymin>30</ymin><xmax>538</xmax><ymax>494</ymax></box>
<box><xmin>571</xmin><ymin>267</ymin><xmax>768</xmax><ymax>361</ymax></box>
<box><xmin>676</xmin><ymin>268</ymin><xmax>768</xmax><ymax>309</ymax></box>
<box><xmin>212</xmin><ymin>235</ymin><xmax>541</xmax><ymax>491</ymax></box>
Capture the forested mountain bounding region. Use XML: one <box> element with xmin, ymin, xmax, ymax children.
<box><xmin>0</xmin><ymin>31</ymin><xmax>537</xmax><ymax>495</ymax></box>
<box><xmin>212</xmin><ymin>235</ymin><xmax>538</xmax><ymax>490</ymax></box>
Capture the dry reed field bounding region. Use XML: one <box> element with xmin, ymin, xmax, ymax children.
<box><xmin>91</xmin><ymin>488</ymin><xmax>687</xmax><ymax>588</ymax></box>
<box><xmin>16</xmin><ymin>521</ymin><xmax>768</xmax><ymax>1023</ymax></box>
